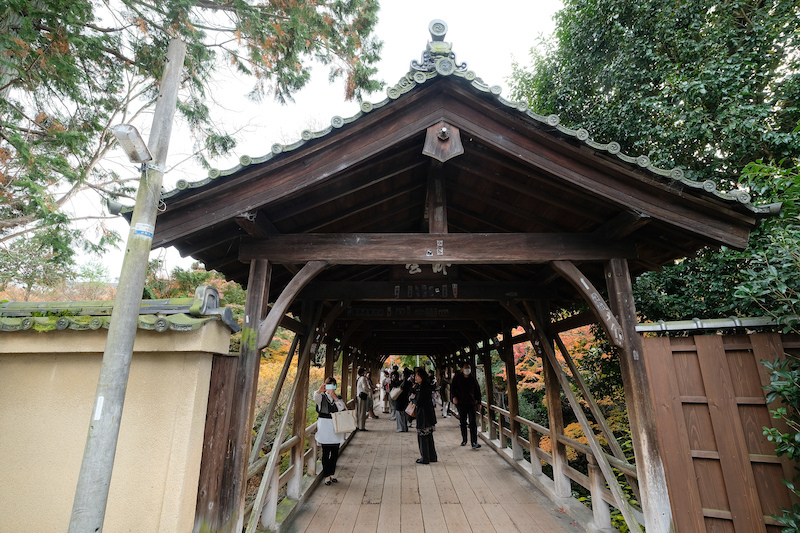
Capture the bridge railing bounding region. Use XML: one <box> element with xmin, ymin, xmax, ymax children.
<box><xmin>479</xmin><ymin>401</ymin><xmax>643</xmax><ymax>529</ymax></box>
<box><xmin>246</xmin><ymin>398</ymin><xmax>357</xmax><ymax>531</ymax></box>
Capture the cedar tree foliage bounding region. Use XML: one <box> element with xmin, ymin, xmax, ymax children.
<box><xmin>0</xmin><ymin>0</ymin><xmax>382</xmax><ymax>285</ymax></box>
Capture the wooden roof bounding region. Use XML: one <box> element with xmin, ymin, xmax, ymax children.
<box><xmin>145</xmin><ymin>22</ymin><xmax>774</xmax><ymax>358</ymax></box>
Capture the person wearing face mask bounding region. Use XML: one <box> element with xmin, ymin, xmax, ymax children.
<box><xmin>314</xmin><ymin>377</ymin><xmax>347</xmax><ymax>485</ymax></box>
<box><xmin>410</xmin><ymin>367</ymin><xmax>438</xmax><ymax>464</ymax></box>
<box><xmin>450</xmin><ymin>362</ymin><xmax>482</xmax><ymax>449</ymax></box>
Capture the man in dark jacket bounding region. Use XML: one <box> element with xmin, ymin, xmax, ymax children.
<box><xmin>450</xmin><ymin>362</ymin><xmax>482</xmax><ymax>448</ymax></box>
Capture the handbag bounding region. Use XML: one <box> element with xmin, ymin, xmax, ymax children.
<box><xmin>405</xmin><ymin>402</ymin><xmax>417</xmax><ymax>418</ymax></box>
<box><xmin>359</xmin><ymin>391</ymin><xmax>369</xmax><ymax>401</ymax></box>
<box><xmin>332</xmin><ymin>410</ymin><xmax>356</xmax><ymax>434</ymax></box>
<box><xmin>389</xmin><ymin>386</ymin><xmax>403</xmax><ymax>400</ymax></box>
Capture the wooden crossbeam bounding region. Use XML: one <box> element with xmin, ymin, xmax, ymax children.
<box><xmin>239</xmin><ymin>233</ymin><xmax>637</xmax><ymax>265</ymax></box>
<box><xmin>297</xmin><ymin>280</ymin><xmax>554</xmax><ymax>302</ymax></box>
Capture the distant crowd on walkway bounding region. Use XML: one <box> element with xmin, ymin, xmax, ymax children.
<box><xmin>313</xmin><ymin>361</ymin><xmax>483</xmax><ymax>485</ymax></box>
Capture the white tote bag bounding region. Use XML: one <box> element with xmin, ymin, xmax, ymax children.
<box><xmin>332</xmin><ymin>409</ymin><xmax>356</xmax><ymax>434</ymax></box>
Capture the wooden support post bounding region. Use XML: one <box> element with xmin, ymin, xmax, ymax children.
<box><xmin>427</xmin><ymin>163</ymin><xmax>448</xmax><ymax>233</ymax></box>
<box><xmin>218</xmin><ymin>259</ymin><xmax>271</xmax><ymax>533</ymax></box>
<box><xmin>605</xmin><ymin>258</ymin><xmax>673</xmax><ymax>532</ymax></box>
<box><xmin>289</xmin><ymin>302</ymin><xmax>321</xmax><ymax>499</ymax></box>
<box><xmin>529</xmin><ymin>430</ymin><xmax>543</xmax><ymax>476</ymax></box>
<box><xmin>341</xmin><ymin>350</ymin><xmax>350</xmax><ymax>404</ymax></box>
<box><xmin>502</xmin><ymin>323</ymin><xmax>523</xmax><ymax>460</ymax></box>
<box><xmin>588</xmin><ymin>454</ymin><xmax>613</xmax><ymax>529</ymax></box>
<box><xmin>540</xmin><ymin>328</ymin><xmax>572</xmax><ymax>498</ymax></box>
<box><xmin>481</xmin><ymin>349</ymin><xmax>496</xmax><ymax>440</ymax></box>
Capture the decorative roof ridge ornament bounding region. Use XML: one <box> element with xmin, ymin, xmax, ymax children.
<box><xmin>410</xmin><ymin>20</ymin><xmax>467</xmax><ymax>77</ymax></box>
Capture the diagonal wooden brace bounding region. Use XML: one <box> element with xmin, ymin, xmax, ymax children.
<box><xmin>550</xmin><ymin>260</ymin><xmax>625</xmax><ymax>348</ymax></box>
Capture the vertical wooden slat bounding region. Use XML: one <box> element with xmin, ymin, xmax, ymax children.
<box><xmin>641</xmin><ymin>337</ymin><xmax>706</xmax><ymax>532</ymax></box>
<box><xmin>481</xmin><ymin>350</ymin><xmax>496</xmax><ymax>440</ymax></box>
<box><xmin>194</xmin><ymin>354</ymin><xmax>238</xmax><ymax>533</ymax></box>
<box><xmin>288</xmin><ymin>301</ymin><xmax>320</xmax><ymax>499</ymax></box>
<box><xmin>588</xmin><ymin>454</ymin><xmax>612</xmax><ymax>529</ymax></box>
<box><xmin>502</xmin><ymin>324</ymin><xmax>522</xmax><ymax>460</ymax></box>
<box><xmin>694</xmin><ymin>335</ymin><xmax>766</xmax><ymax>533</ymax></box>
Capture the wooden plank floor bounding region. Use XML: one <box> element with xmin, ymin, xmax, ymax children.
<box><xmin>285</xmin><ymin>413</ymin><xmax>585</xmax><ymax>532</ymax></box>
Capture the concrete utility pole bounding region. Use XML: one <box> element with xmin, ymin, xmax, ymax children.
<box><xmin>68</xmin><ymin>38</ymin><xmax>186</xmax><ymax>532</ymax></box>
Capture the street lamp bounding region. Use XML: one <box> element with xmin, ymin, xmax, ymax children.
<box><xmin>110</xmin><ymin>124</ymin><xmax>152</xmax><ymax>164</ymax></box>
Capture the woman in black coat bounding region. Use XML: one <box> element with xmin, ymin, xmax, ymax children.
<box><xmin>411</xmin><ymin>367</ymin><xmax>437</xmax><ymax>464</ymax></box>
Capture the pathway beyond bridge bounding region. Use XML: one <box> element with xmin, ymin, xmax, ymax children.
<box><xmin>285</xmin><ymin>413</ymin><xmax>584</xmax><ymax>532</ymax></box>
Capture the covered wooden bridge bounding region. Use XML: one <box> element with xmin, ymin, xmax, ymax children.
<box><xmin>144</xmin><ymin>20</ymin><xmax>779</xmax><ymax>533</ymax></box>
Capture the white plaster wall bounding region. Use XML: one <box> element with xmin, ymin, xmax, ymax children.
<box><xmin>0</xmin><ymin>322</ymin><xmax>231</xmax><ymax>533</ymax></box>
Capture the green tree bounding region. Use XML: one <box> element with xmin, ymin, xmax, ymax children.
<box><xmin>509</xmin><ymin>0</ymin><xmax>800</xmax><ymax>321</ymax></box>
<box><xmin>510</xmin><ymin>3</ymin><xmax>800</xmax><ymax>525</ymax></box>
<box><xmin>0</xmin><ymin>228</ymin><xmax>75</xmax><ymax>300</ymax></box>
<box><xmin>0</xmin><ymin>0</ymin><xmax>383</xmax><ymax>273</ymax></box>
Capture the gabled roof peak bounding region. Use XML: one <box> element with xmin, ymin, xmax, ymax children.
<box><xmin>142</xmin><ymin>20</ymin><xmax>774</xmax><ymax>217</ymax></box>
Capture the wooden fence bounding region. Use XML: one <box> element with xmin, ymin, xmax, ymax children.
<box><xmin>642</xmin><ymin>332</ymin><xmax>798</xmax><ymax>533</ymax></box>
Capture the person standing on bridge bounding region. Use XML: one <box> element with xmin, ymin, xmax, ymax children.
<box><xmin>355</xmin><ymin>367</ymin><xmax>370</xmax><ymax>431</ymax></box>
<box><xmin>411</xmin><ymin>367</ymin><xmax>438</xmax><ymax>464</ymax></box>
<box><xmin>439</xmin><ymin>368</ymin><xmax>452</xmax><ymax>418</ymax></box>
<box><xmin>314</xmin><ymin>377</ymin><xmax>346</xmax><ymax>485</ymax></box>
<box><xmin>394</xmin><ymin>368</ymin><xmax>413</xmax><ymax>432</ymax></box>
<box><xmin>451</xmin><ymin>362</ymin><xmax>482</xmax><ymax>449</ymax></box>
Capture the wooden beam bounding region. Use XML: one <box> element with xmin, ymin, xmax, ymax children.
<box><xmin>594</xmin><ymin>210</ymin><xmax>651</xmax><ymax>239</ymax></box>
<box><xmin>552</xmin><ymin>329</ymin><xmax>641</xmax><ymax>503</ymax></box>
<box><xmin>442</xmin><ymin>84</ymin><xmax>755</xmax><ymax>248</ymax></box>
<box><xmin>300</xmin><ymin>181</ymin><xmax>425</xmax><ymax>233</ymax></box>
<box><xmin>236</xmin><ymin>211</ymin><xmax>300</xmax><ymax>275</ymax></box>
<box><xmin>427</xmin><ymin>162</ymin><xmax>448</xmax><ymax>233</ymax></box>
<box><xmin>548</xmin><ymin>311</ymin><xmax>596</xmax><ymax>334</ymax></box>
<box><xmin>447</xmin><ymin>180</ymin><xmax>569</xmax><ymax>232</ymax></box>
<box><xmin>297</xmin><ymin>280</ymin><xmax>554</xmax><ymax>302</ymax></box>
<box><xmin>256</xmin><ymin>261</ymin><xmax>328</xmax><ymax>351</ymax></box>
<box><xmin>240</xmin><ymin>233</ymin><xmax>637</xmax><ymax>265</ymax></box>
<box><xmin>550</xmin><ymin>260</ymin><xmax>625</xmax><ymax>348</ymax></box>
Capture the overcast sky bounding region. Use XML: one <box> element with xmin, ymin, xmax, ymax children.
<box><xmin>92</xmin><ymin>0</ymin><xmax>564</xmax><ymax>279</ymax></box>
